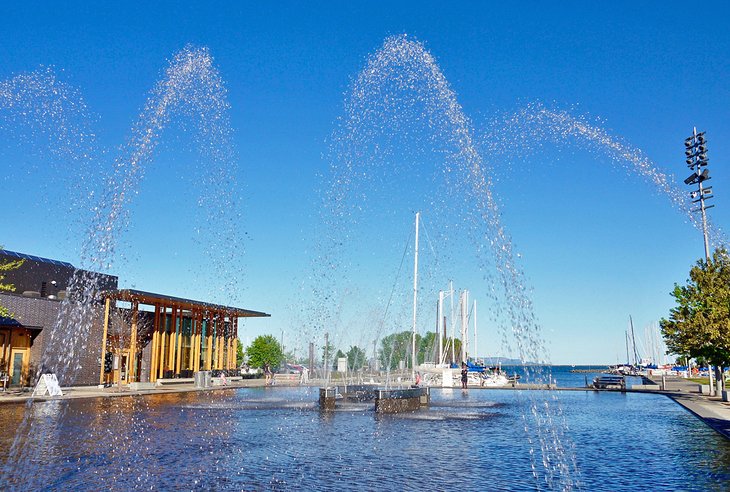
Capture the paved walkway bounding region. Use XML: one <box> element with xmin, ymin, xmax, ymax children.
<box><xmin>0</xmin><ymin>378</ymin><xmax>271</xmax><ymax>405</ymax></box>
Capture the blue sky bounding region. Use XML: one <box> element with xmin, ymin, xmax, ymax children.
<box><xmin>2</xmin><ymin>2</ymin><xmax>729</xmax><ymax>364</ymax></box>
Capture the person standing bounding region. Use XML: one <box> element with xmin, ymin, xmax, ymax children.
<box><xmin>461</xmin><ymin>362</ymin><xmax>468</xmax><ymax>389</ymax></box>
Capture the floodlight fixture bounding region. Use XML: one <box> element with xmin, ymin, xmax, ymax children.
<box><xmin>683</xmin><ymin>127</ymin><xmax>717</xmax><ymax>396</ymax></box>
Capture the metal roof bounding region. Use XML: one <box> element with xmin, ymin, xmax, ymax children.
<box><xmin>102</xmin><ymin>289</ymin><xmax>270</xmax><ymax>318</ymax></box>
<box><xmin>0</xmin><ymin>249</ymin><xmax>74</xmax><ymax>269</ymax></box>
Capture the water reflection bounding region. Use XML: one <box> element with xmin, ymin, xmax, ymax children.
<box><xmin>1</xmin><ymin>388</ymin><xmax>728</xmax><ymax>490</ymax></box>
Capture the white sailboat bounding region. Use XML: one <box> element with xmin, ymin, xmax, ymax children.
<box><xmin>406</xmin><ymin>211</ymin><xmax>507</xmax><ymax>388</ymax></box>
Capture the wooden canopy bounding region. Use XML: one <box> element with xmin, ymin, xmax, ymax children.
<box><xmin>101</xmin><ymin>289</ymin><xmax>270</xmax><ymax>318</ymax></box>
<box><xmin>99</xmin><ymin>289</ymin><xmax>269</xmax><ymax>385</ymax></box>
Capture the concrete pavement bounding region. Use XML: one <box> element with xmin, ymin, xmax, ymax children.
<box><xmin>0</xmin><ymin>377</ymin><xmax>270</xmax><ymax>405</ymax></box>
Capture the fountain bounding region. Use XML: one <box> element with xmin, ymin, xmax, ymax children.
<box><xmin>1</xmin><ymin>35</ymin><xmax>729</xmax><ymax>491</ymax></box>
<box><xmin>1</xmin><ymin>45</ymin><xmax>244</xmax><ymax>488</ymax></box>
<box><xmin>0</xmin><ymin>67</ymin><xmax>101</xmax><ymax>244</ymax></box>
<box><xmin>315</xmin><ymin>34</ymin><xmax>578</xmax><ymax>489</ymax></box>
<box><xmin>493</xmin><ymin>102</ymin><xmax>724</xmax><ymax>245</ymax></box>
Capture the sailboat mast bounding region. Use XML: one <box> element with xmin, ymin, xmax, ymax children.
<box><xmin>438</xmin><ymin>290</ymin><xmax>444</xmax><ymax>365</ymax></box>
<box><xmin>411</xmin><ymin>212</ymin><xmax>420</xmax><ymax>379</ymax></box>
<box><xmin>449</xmin><ymin>280</ymin><xmax>455</xmax><ymax>363</ymax></box>
<box><xmin>442</xmin><ymin>314</ymin><xmax>448</xmax><ymax>365</ymax></box>
<box><xmin>473</xmin><ymin>300</ymin><xmax>477</xmax><ymax>363</ymax></box>
<box><xmin>460</xmin><ymin>290</ymin><xmax>468</xmax><ymax>363</ymax></box>
<box><xmin>629</xmin><ymin>315</ymin><xmax>639</xmax><ymax>365</ymax></box>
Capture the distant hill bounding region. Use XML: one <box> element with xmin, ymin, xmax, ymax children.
<box><xmin>479</xmin><ymin>357</ymin><xmax>530</xmax><ymax>365</ymax></box>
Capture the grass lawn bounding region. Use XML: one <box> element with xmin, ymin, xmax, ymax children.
<box><xmin>686</xmin><ymin>377</ymin><xmax>730</xmax><ymax>384</ymax></box>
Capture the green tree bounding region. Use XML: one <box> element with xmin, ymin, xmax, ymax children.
<box><xmin>444</xmin><ymin>337</ymin><xmax>462</xmax><ymax>365</ymax></box>
<box><xmin>0</xmin><ymin>248</ymin><xmax>25</xmax><ymax>318</ymax></box>
<box><xmin>321</xmin><ymin>340</ymin><xmax>335</xmax><ymax>367</ymax></box>
<box><xmin>379</xmin><ymin>331</ymin><xmax>419</xmax><ymax>370</ymax></box>
<box><xmin>378</xmin><ymin>331</ymin><xmax>468</xmax><ymax>369</ymax></box>
<box><xmin>236</xmin><ymin>337</ymin><xmax>244</xmax><ymax>366</ymax></box>
<box><xmin>346</xmin><ymin>345</ymin><xmax>366</xmax><ymax>371</ymax></box>
<box><xmin>660</xmin><ymin>248</ymin><xmax>730</xmax><ymax>368</ymax></box>
<box><xmin>418</xmin><ymin>332</ymin><xmax>437</xmax><ymax>364</ymax></box>
<box><xmin>245</xmin><ymin>335</ymin><xmax>284</xmax><ymax>370</ymax></box>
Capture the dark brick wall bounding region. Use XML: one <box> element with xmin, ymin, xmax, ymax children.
<box><xmin>0</xmin><ymin>292</ymin><xmax>60</xmax><ymax>329</ymax></box>
<box><xmin>0</xmin><ymin>293</ymin><xmax>58</xmax><ymax>366</ymax></box>
<box><xmin>0</xmin><ymin>250</ymin><xmax>120</xmax><ymax>386</ymax></box>
<box><xmin>75</xmin><ymin>307</ymin><xmax>105</xmax><ymax>386</ymax></box>
<box><xmin>0</xmin><ymin>292</ymin><xmax>106</xmax><ymax>386</ymax></box>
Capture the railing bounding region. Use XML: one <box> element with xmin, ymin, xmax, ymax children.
<box><xmin>273</xmin><ymin>373</ymin><xmax>301</xmax><ymax>384</ymax></box>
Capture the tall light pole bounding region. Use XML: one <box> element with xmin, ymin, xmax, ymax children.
<box><xmin>683</xmin><ymin>127</ymin><xmax>716</xmax><ymax>394</ymax></box>
<box><xmin>683</xmin><ymin>128</ymin><xmax>713</xmax><ymax>260</ymax></box>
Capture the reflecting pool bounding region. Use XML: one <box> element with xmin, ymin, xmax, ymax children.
<box><xmin>1</xmin><ymin>388</ymin><xmax>729</xmax><ymax>490</ymax></box>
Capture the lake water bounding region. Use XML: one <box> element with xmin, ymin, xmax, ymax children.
<box><xmin>1</xmin><ymin>382</ymin><xmax>729</xmax><ymax>490</ymax></box>
<box><xmin>501</xmin><ymin>365</ymin><xmax>632</xmax><ymax>388</ymax></box>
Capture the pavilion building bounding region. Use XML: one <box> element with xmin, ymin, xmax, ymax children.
<box><xmin>0</xmin><ymin>249</ymin><xmax>269</xmax><ymax>387</ymax></box>
<box><xmin>99</xmin><ymin>289</ymin><xmax>269</xmax><ymax>386</ymax></box>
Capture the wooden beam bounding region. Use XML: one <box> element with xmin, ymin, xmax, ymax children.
<box><xmin>225</xmin><ymin>328</ymin><xmax>230</xmax><ymax>370</ymax></box>
<box><xmin>150</xmin><ymin>304</ymin><xmax>160</xmax><ymax>383</ymax></box>
<box><xmin>217</xmin><ymin>316</ymin><xmax>224</xmax><ymax>369</ymax></box>
<box><xmin>213</xmin><ymin>315</ymin><xmax>219</xmax><ymax>370</ymax></box>
<box><xmin>205</xmin><ymin>313</ymin><xmax>213</xmax><ymax>371</ymax></box>
<box><xmin>233</xmin><ymin>317</ymin><xmax>239</xmax><ymax>369</ymax></box>
<box><xmin>102</xmin><ymin>289</ymin><xmax>270</xmax><ymax>318</ymax></box>
<box><xmin>227</xmin><ymin>320</ymin><xmax>234</xmax><ymax>369</ymax></box>
<box><xmin>192</xmin><ymin>311</ymin><xmax>200</xmax><ymax>373</ymax></box>
<box><xmin>197</xmin><ymin>311</ymin><xmax>204</xmax><ymax>371</ymax></box>
<box><xmin>175</xmin><ymin>307</ymin><xmax>183</xmax><ymax>375</ymax></box>
<box><xmin>230</xmin><ymin>336</ymin><xmax>234</xmax><ymax>368</ymax></box>
<box><xmin>224</xmin><ymin>320</ymin><xmax>230</xmax><ymax>369</ymax></box>
<box><xmin>187</xmin><ymin>314</ymin><xmax>195</xmax><ymax>372</ymax></box>
<box><xmin>219</xmin><ymin>315</ymin><xmax>225</xmax><ymax>370</ymax></box>
<box><xmin>129</xmin><ymin>301</ymin><xmax>139</xmax><ymax>383</ymax></box>
<box><xmin>99</xmin><ymin>297</ymin><xmax>111</xmax><ymax>386</ymax></box>
<box><xmin>158</xmin><ymin>307</ymin><xmax>167</xmax><ymax>380</ymax></box>
<box><xmin>168</xmin><ymin>306</ymin><xmax>177</xmax><ymax>376</ymax></box>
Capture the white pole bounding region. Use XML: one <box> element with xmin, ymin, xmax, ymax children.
<box><xmin>438</xmin><ymin>290</ymin><xmax>444</xmax><ymax>366</ymax></box>
<box><xmin>448</xmin><ymin>280</ymin><xmax>456</xmax><ymax>364</ymax></box>
<box><xmin>695</xmin><ymin>131</ymin><xmax>716</xmax><ymax>394</ymax></box>
<box><xmin>460</xmin><ymin>290</ymin><xmax>467</xmax><ymax>363</ymax></box>
<box><xmin>473</xmin><ymin>300</ymin><xmax>478</xmax><ymax>363</ymax></box>
<box><xmin>465</xmin><ymin>290</ymin><xmax>470</xmax><ymax>360</ymax></box>
<box><xmin>411</xmin><ymin>212</ymin><xmax>420</xmax><ymax>379</ymax></box>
